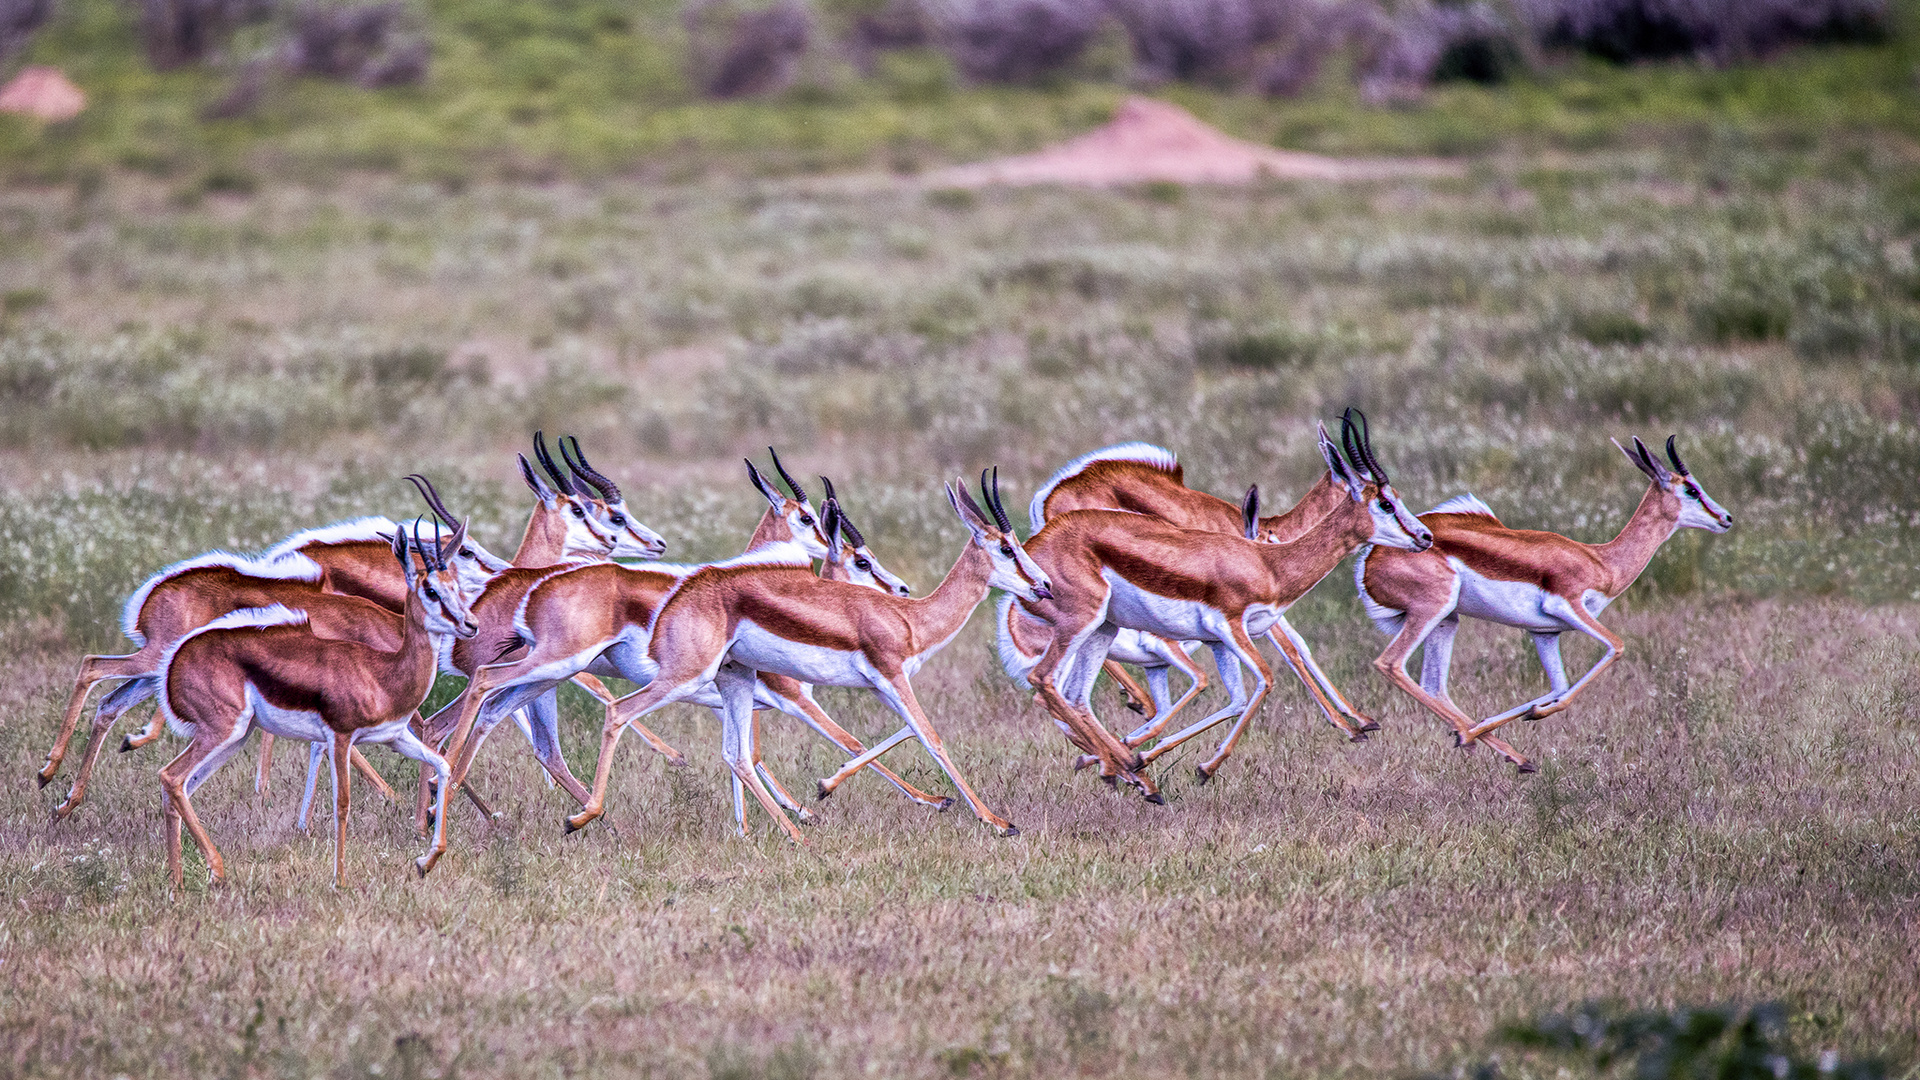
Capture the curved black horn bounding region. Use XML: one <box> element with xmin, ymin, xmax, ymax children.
<box><xmin>404</xmin><ymin>474</ymin><xmax>460</xmax><ymax>530</ymax></box>
<box><xmin>562</xmin><ymin>435</ymin><xmax>623</xmax><ymax>503</ymax></box>
<box><xmin>1339</xmin><ymin>409</ymin><xmax>1365</xmax><ymax>476</ymax></box>
<box><xmin>820</xmin><ymin>475</ymin><xmax>837</xmax><ymax>505</ymax></box>
<box><xmin>768</xmin><ymin>447</ymin><xmax>807</xmax><ymax>503</ymax></box>
<box><xmin>431</xmin><ymin>515</ymin><xmax>445</xmax><ymax>570</ymax></box>
<box><xmin>533</xmin><ymin>432</ymin><xmax>577</xmax><ymax>496</ymax></box>
<box><xmin>1356</xmin><ymin>409</ymin><xmax>1389</xmax><ymax>486</ymax></box>
<box><xmin>410</xmin><ymin>516</ymin><xmax>427</xmax><ymax>572</ymax></box>
<box><xmin>1665</xmin><ymin>435</ymin><xmax>1690</xmax><ymax>476</ymax></box>
<box><xmin>980</xmin><ymin>467</ymin><xmax>1013</xmax><ymax>532</ymax></box>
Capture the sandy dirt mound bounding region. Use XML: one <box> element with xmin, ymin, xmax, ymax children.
<box><xmin>921</xmin><ymin>96</ymin><xmax>1458</xmax><ymax>188</ymax></box>
<box><xmin>0</xmin><ymin>66</ymin><xmax>86</xmax><ymax>122</ymax></box>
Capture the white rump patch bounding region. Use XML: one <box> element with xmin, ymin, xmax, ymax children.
<box><xmin>119</xmin><ymin>551</ymin><xmax>321</xmax><ymax>647</ymax></box>
<box><xmin>1030</xmin><ymin>442</ymin><xmax>1178</xmax><ymax>531</ymax></box>
<box><xmin>1425</xmin><ymin>493</ymin><xmax>1499</xmax><ymax>521</ymax></box>
<box><xmin>156</xmin><ymin>604</ymin><xmax>309</xmax><ymax>737</ymax></box>
<box><xmin>260</xmin><ymin>516</ymin><xmax>397</xmax><ymax>560</ymax></box>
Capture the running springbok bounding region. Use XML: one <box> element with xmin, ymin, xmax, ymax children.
<box><xmin>428</xmin><ymin>463</ymin><xmax>939</xmax><ymax>834</ymax></box>
<box><xmin>1010</xmin><ymin>413</ymin><xmax>1432</xmax><ymax>789</ymax></box>
<box><xmin>1356</xmin><ymin>435</ymin><xmax>1731</xmax><ymax>766</ymax></box>
<box><xmin>33</xmin><ymin>472</ymin><xmax>510</xmax><ymax>817</ymax></box>
<box><xmin>1025</xmin><ymin>423</ymin><xmax>1385</xmax><ymax>741</ymax></box>
<box><xmin>156</xmin><ymin>521</ymin><xmax>477</xmax><ymax>888</ymax></box>
<box><xmin>565</xmin><ymin>473</ymin><xmax>1051</xmax><ymax>840</ymax></box>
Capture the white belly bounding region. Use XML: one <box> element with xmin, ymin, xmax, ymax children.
<box><xmin>245</xmin><ymin>685</ymin><xmax>334</xmax><ymax>742</ymax></box>
<box><xmin>1103</xmin><ymin>573</ymin><xmax>1217</xmax><ymax>643</ymax></box>
<box><xmin>1451</xmin><ymin>561</ymin><xmax>1570</xmax><ymax>632</ymax></box>
<box><xmin>727</xmin><ymin>621</ymin><xmax>872</xmax><ymax>689</ymax></box>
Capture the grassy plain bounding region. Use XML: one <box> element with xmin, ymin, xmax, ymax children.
<box><xmin>3</xmin><ymin>47</ymin><xmax>1920</xmax><ymax>1079</ymax></box>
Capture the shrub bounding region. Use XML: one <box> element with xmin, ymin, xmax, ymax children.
<box><xmin>1104</xmin><ymin>0</ymin><xmax>1293</xmax><ymax>82</ymax></box>
<box><xmin>133</xmin><ymin>0</ymin><xmax>274</xmax><ymax>70</ymax></box>
<box><xmin>928</xmin><ymin>0</ymin><xmax>1105</xmax><ymax>83</ymax></box>
<box><xmin>1519</xmin><ymin>0</ymin><xmax>1887</xmax><ymax>64</ymax></box>
<box><xmin>1359</xmin><ymin>1</ymin><xmax>1520</xmax><ymax>100</ymax></box>
<box><xmin>684</xmin><ymin>0</ymin><xmax>814</xmax><ymax>98</ymax></box>
<box><xmin>0</xmin><ymin>0</ymin><xmax>51</xmax><ymax>65</ymax></box>
<box><xmin>282</xmin><ymin>1</ymin><xmax>427</xmax><ymax>87</ymax></box>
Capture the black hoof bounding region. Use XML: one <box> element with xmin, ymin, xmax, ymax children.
<box><xmin>1001</xmin><ymin>824</ymin><xmax>1021</xmax><ymax>837</ymax></box>
<box><xmin>815</xmin><ymin>780</ymin><xmax>833</xmax><ymax>801</ymax></box>
<box><xmin>117</xmin><ymin>737</ymin><xmax>134</xmax><ymax>754</ymax></box>
<box><xmin>937</xmin><ymin>797</ymin><xmax>955</xmax><ymax>812</ymax></box>
<box><xmin>1357</xmin><ymin>719</ymin><xmax>1381</xmax><ymax>733</ymax></box>
<box><xmin>1144</xmin><ymin>791</ymin><xmax>1166</xmax><ymax>805</ymax></box>
<box><xmin>35</xmin><ymin>772</ymin><xmax>52</xmax><ymax>789</ymax></box>
<box><xmin>1349</xmin><ymin>732</ymin><xmax>1369</xmax><ymax>743</ymax></box>
<box><xmin>1517</xmin><ymin>761</ymin><xmax>1538</xmax><ymax>775</ymax></box>
<box><xmin>1100</xmin><ymin>774</ymin><xmax>1118</xmax><ymax>790</ymax></box>
<box><xmin>1194</xmin><ymin>766</ymin><xmax>1213</xmax><ymax>785</ymax></box>
<box><xmin>563</xmin><ymin>818</ymin><xmax>584</xmax><ymax>835</ymax></box>
<box><xmin>1125</xmin><ymin>700</ymin><xmax>1145</xmax><ymax>715</ymax></box>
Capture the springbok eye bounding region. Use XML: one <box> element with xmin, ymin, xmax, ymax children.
<box><xmin>571</xmin><ymin>506</ymin><xmax>585</xmax><ymax>517</ymax></box>
<box><xmin>425</xmin><ymin>587</ymin><xmax>440</xmax><ymax>601</ymax></box>
<box><xmin>855</xmin><ymin>558</ymin><xmax>871</xmax><ymax>571</ymax></box>
<box><xmin>1000</xmin><ymin>542</ymin><xmax>1014</xmax><ymax>556</ymax></box>
<box><xmin>1685</xmin><ymin>484</ymin><xmax>1701</xmax><ymax>499</ymax></box>
<box><xmin>1378</xmin><ymin>499</ymin><xmax>1393</xmax><ymax>513</ymax></box>
<box><xmin>610</xmin><ymin>514</ymin><xmax>625</xmax><ymax>525</ymax></box>
<box><xmin>459</xmin><ymin>548</ymin><xmax>474</xmax><ymax>558</ymax></box>
<box><xmin>799</xmin><ymin>514</ymin><xmax>814</xmax><ymax>526</ymax></box>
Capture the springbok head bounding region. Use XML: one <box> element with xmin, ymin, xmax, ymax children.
<box><xmin>396</xmin><ymin>517</ymin><xmax>479</xmax><ymax>640</ymax></box>
<box><xmin>556</xmin><ymin>435</ymin><xmax>669</xmax><ymax>559</ymax></box>
<box><xmin>745</xmin><ymin>447</ymin><xmax>832</xmax><ymax>560</ymax></box>
<box><xmin>1614</xmin><ymin>435</ymin><xmax>1733</xmax><ymax>534</ymax></box>
<box><xmin>820</xmin><ymin>476</ymin><xmax>911</xmax><ymax>596</ymax></box>
<box><xmin>947</xmin><ymin>468</ymin><xmax>1052</xmax><ymax>603</ymax></box>
<box><xmin>404</xmin><ymin>474</ymin><xmax>510</xmax><ymax>601</ymax></box>
<box><xmin>520</xmin><ymin>434</ymin><xmax>622</xmax><ymax>559</ymax></box>
<box><xmin>1334</xmin><ymin>408</ymin><xmax>1433</xmax><ymax>552</ymax></box>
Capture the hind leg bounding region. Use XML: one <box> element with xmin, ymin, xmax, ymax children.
<box><xmin>158</xmin><ymin>716</ymin><xmax>253</xmax><ymax>889</ymax></box>
<box><xmin>40</xmin><ymin>653</ymin><xmax>150</xmax><ymax>787</ymax></box>
<box><xmin>51</xmin><ymin>676</ymin><xmax>156</xmax><ymax>819</ymax></box>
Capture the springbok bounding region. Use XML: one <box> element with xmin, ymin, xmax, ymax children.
<box><xmin>1356</xmin><ymin>435</ymin><xmax>1731</xmax><ymax>765</ymax></box>
<box><xmin>1010</xmin><ymin>413</ymin><xmax>1433</xmax><ymax>789</ymax></box>
<box><xmin>33</xmin><ymin>472</ymin><xmax>508</xmax><ymax>818</ymax></box>
<box><xmin>430</xmin><ymin>460</ymin><xmax>942</xmax><ymax>834</ymax></box>
<box><xmin>567</xmin><ymin>472</ymin><xmax>1051</xmax><ymax>840</ymax></box>
<box><xmin>155</xmin><ymin>522</ymin><xmax>477</xmax><ymax>888</ymax></box>
<box><xmin>1024</xmin><ymin>423</ymin><xmax>1388</xmax><ymax>742</ymax></box>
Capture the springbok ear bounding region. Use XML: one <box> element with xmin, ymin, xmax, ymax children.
<box><xmin>389</xmin><ymin>527</ymin><xmax>409</xmax><ymax>569</ymax></box>
<box><xmin>1316</xmin><ymin>421</ymin><xmax>1341</xmax><ymax>475</ymax></box>
<box><xmin>947</xmin><ymin>480</ymin><xmax>988</xmax><ymax>533</ymax></box>
<box><xmin>1613</xmin><ymin>437</ymin><xmax>1662</xmax><ymax>481</ymax></box>
<box><xmin>1325</xmin><ymin>440</ymin><xmax>1364</xmax><ymax>499</ymax></box>
<box><xmin>1241</xmin><ymin>484</ymin><xmax>1260</xmax><ymax>540</ymax></box>
<box><xmin>820</xmin><ymin>498</ymin><xmax>843</xmax><ymax>558</ymax></box>
<box><xmin>440</xmin><ymin>516</ymin><xmax>470</xmax><ymax>566</ymax></box>
<box><xmin>745</xmin><ymin>460</ymin><xmax>783</xmax><ymax>509</ymax></box>
<box><xmin>518</xmin><ymin>454</ymin><xmax>555</xmax><ymax>503</ymax></box>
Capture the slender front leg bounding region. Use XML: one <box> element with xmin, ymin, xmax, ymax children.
<box><xmin>1121</xmin><ymin>641</ymin><xmax>1210</xmax><ymax>747</ymax></box>
<box><xmin>717</xmin><ymin>664</ymin><xmax>808</xmax><ymax>845</ymax></box>
<box><xmin>1138</xmin><ymin>644</ymin><xmax>1251</xmax><ymax>764</ymax></box>
<box><xmin>385</xmin><ymin>726</ymin><xmax>454</xmax><ymax>877</ymax></box>
<box><xmin>1267</xmin><ymin>619</ymin><xmax>1379</xmax><ymax>735</ymax></box>
<box><xmin>1193</xmin><ymin>621</ymin><xmax>1276</xmax><ymax>779</ymax></box>
<box><xmin>760</xmin><ymin>673</ymin><xmax>952</xmax><ymax>809</ymax></box>
<box><xmin>572</xmin><ymin>671</ymin><xmax>686</xmax><ymax>767</ymax></box>
<box><xmin>1468</xmin><ymin>602</ymin><xmax>1622</xmax><ymax>740</ymax></box>
<box><xmin>159</xmin><ymin>723</ymin><xmax>250</xmax><ymax>889</ymax></box>
<box><xmin>256</xmin><ymin>732</ymin><xmax>277</xmax><ymax>797</ymax></box>
<box><xmin>1373</xmin><ymin>610</ymin><xmax>1534</xmax><ymax>773</ymax></box>
<box><xmin>816</xmin><ymin>726</ymin><xmax>917</xmax><ymax>798</ymax></box>
<box><xmin>331</xmin><ymin>732</ymin><xmax>353</xmax><ymax>888</ymax></box>
<box><xmin>1100</xmin><ymin>659</ymin><xmax>1154</xmax><ymax>718</ymax></box>
<box><xmin>298</xmin><ymin>741</ymin><xmax>325</xmax><ymax>831</ymax></box>
<box><xmin>1261</xmin><ymin>623</ymin><xmax>1364</xmax><ymax>740</ymax></box>
<box><xmin>873</xmin><ymin>672</ymin><xmax>1017</xmax><ymax>836</ymax></box>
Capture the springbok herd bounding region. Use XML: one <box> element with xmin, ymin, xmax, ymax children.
<box><xmin>34</xmin><ymin>413</ymin><xmax>1732</xmax><ymax>888</ymax></box>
